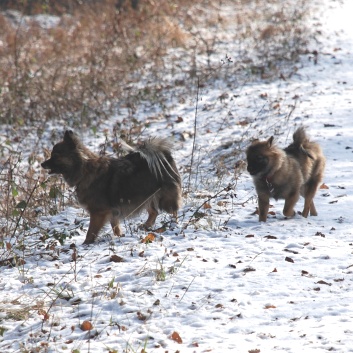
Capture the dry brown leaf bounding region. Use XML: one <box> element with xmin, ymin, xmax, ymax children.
<box><xmin>238</xmin><ymin>120</ymin><xmax>250</xmax><ymax>126</ymax></box>
<box><xmin>203</xmin><ymin>202</ymin><xmax>212</xmax><ymax>209</ymax></box>
<box><xmin>285</xmin><ymin>257</ymin><xmax>294</xmax><ymax>263</ymax></box>
<box><xmin>110</xmin><ymin>255</ymin><xmax>124</xmax><ymax>263</ymax></box>
<box><xmin>141</xmin><ymin>233</ymin><xmax>156</xmax><ymax>243</ymax></box>
<box><xmin>80</xmin><ymin>320</ymin><xmax>93</xmax><ymax>331</ymax></box>
<box><xmin>154</xmin><ymin>226</ymin><xmax>167</xmax><ymax>233</ymax></box>
<box><xmin>170</xmin><ymin>331</ymin><xmax>183</xmax><ymax>344</ymax></box>
<box><xmin>264</xmin><ymin>304</ymin><xmax>276</xmax><ymax>309</ymax></box>
<box><xmin>137</xmin><ymin>311</ymin><xmax>147</xmax><ymax>321</ymax></box>
<box><xmin>334</xmin><ymin>278</ymin><xmax>344</xmax><ymax>282</ymax></box>
<box><xmin>320</xmin><ymin>183</ymin><xmax>329</xmax><ymax>189</ymax></box>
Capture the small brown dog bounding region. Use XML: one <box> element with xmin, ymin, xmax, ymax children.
<box><xmin>42</xmin><ymin>131</ymin><xmax>182</xmax><ymax>244</ymax></box>
<box><xmin>246</xmin><ymin>127</ymin><xmax>325</xmax><ymax>222</ymax></box>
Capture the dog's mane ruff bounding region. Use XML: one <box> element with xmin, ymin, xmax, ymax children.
<box><xmin>76</xmin><ymin>142</ymin><xmax>99</xmax><ymax>161</ymax></box>
<box><xmin>122</xmin><ymin>138</ymin><xmax>178</xmax><ymax>181</ymax></box>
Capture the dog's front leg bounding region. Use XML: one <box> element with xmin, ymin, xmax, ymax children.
<box><xmin>83</xmin><ymin>211</ymin><xmax>109</xmax><ymax>245</ymax></box>
<box><xmin>110</xmin><ymin>215</ymin><xmax>122</xmax><ymax>236</ymax></box>
<box><xmin>258</xmin><ymin>192</ymin><xmax>270</xmax><ymax>222</ymax></box>
<box><xmin>283</xmin><ymin>192</ymin><xmax>299</xmax><ymax>218</ymax></box>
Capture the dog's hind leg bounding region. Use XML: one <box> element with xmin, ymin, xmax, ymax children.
<box><xmin>302</xmin><ymin>179</ymin><xmax>320</xmax><ymax>217</ymax></box>
<box><xmin>83</xmin><ymin>211</ymin><xmax>109</xmax><ymax>245</ymax></box>
<box><xmin>143</xmin><ymin>206</ymin><xmax>158</xmax><ymax>229</ymax></box>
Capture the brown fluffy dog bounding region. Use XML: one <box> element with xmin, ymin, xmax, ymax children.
<box><xmin>42</xmin><ymin>131</ymin><xmax>182</xmax><ymax>244</ymax></box>
<box><xmin>246</xmin><ymin>127</ymin><xmax>325</xmax><ymax>222</ymax></box>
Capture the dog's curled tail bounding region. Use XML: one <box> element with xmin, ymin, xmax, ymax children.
<box><xmin>122</xmin><ymin>138</ymin><xmax>180</xmax><ymax>182</ymax></box>
<box><xmin>288</xmin><ymin>126</ymin><xmax>314</xmax><ymax>159</ymax></box>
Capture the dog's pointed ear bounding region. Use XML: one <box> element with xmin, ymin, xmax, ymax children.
<box><xmin>64</xmin><ymin>130</ymin><xmax>79</xmax><ymax>146</ymax></box>
<box><xmin>267</xmin><ymin>136</ymin><xmax>274</xmax><ymax>146</ymax></box>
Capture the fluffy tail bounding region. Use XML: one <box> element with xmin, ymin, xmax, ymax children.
<box><xmin>285</xmin><ymin>127</ymin><xmax>314</xmax><ymax>159</ymax></box>
<box><xmin>122</xmin><ymin>138</ymin><xmax>180</xmax><ymax>182</ymax></box>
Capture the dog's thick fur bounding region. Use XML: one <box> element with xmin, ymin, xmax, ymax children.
<box><xmin>42</xmin><ymin>131</ymin><xmax>182</xmax><ymax>244</ymax></box>
<box><xmin>246</xmin><ymin>127</ymin><xmax>325</xmax><ymax>222</ymax></box>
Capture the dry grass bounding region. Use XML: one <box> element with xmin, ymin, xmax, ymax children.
<box><xmin>0</xmin><ymin>0</ymin><xmax>314</xmax><ymax>127</ymax></box>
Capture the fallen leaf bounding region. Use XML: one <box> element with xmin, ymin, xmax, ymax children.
<box><xmin>264</xmin><ymin>235</ymin><xmax>277</xmax><ymax>239</ymax></box>
<box><xmin>264</xmin><ymin>304</ymin><xmax>276</xmax><ymax>309</ymax></box>
<box><xmin>272</xmin><ymin>103</ymin><xmax>280</xmax><ymax>109</ymax></box>
<box><xmin>238</xmin><ymin>119</ymin><xmax>250</xmax><ymax>126</ymax></box>
<box><xmin>154</xmin><ymin>226</ymin><xmax>167</xmax><ymax>233</ymax></box>
<box><xmin>203</xmin><ymin>202</ymin><xmax>212</xmax><ymax>209</ymax></box>
<box><xmin>249</xmin><ymin>349</ymin><xmax>261</xmax><ymax>353</ymax></box>
<box><xmin>137</xmin><ymin>311</ymin><xmax>147</xmax><ymax>321</ymax></box>
<box><xmin>320</xmin><ymin>183</ymin><xmax>329</xmax><ymax>189</ymax></box>
<box><xmin>244</xmin><ymin>267</ymin><xmax>256</xmax><ymax>273</ymax></box>
<box><xmin>110</xmin><ymin>255</ymin><xmax>124</xmax><ymax>263</ymax></box>
<box><xmin>334</xmin><ymin>278</ymin><xmax>344</xmax><ymax>282</ymax></box>
<box><xmin>80</xmin><ymin>320</ymin><xmax>93</xmax><ymax>331</ymax></box>
<box><xmin>170</xmin><ymin>331</ymin><xmax>183</xmax><ymax>344</ymax></box>
<box><xmin>245</xmin><ymin>234</ymin><xmax>255</xmax><ymax>238</ymax></box>
<box><xmin>141</xmin><ymin>233</ymin><xmax>156</xmax><ymax>243</ymax></box>
<box><xmin>316</xmin><ymin>280</ymin><xmax>332</xmax><ymax>286</ymax></box>
<box><xmin>285</xmin><ymin>257</ymin><xmax>294</xmax><ymax>263</ymax></box>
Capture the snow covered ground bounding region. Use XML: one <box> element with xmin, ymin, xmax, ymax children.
<box><xmin>0</xmin><ymin>0</ymin><xmax>353</xmax><ymax>352</ymax></box>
